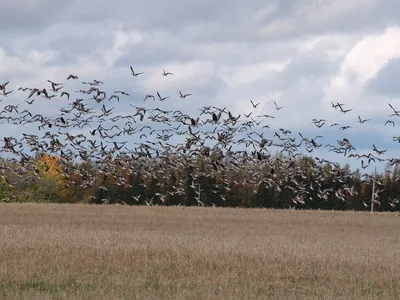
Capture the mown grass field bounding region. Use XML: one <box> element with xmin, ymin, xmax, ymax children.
<box><xmin>0</xmin><ymin>204</ymin><xmax>399</xmax><ymax>299</ymax></box>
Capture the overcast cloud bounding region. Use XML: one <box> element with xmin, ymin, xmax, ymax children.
<box><xmin>1</xmin><ymin>0</ymin><xmax>400</xmax><ymax>173</ymax></box>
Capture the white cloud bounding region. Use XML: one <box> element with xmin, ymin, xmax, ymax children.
<box><xmin>323</xmin><ymin>27</ymin><xmax>400</xmax><ymax>113</ymax></box>
<box><xmin>26</xmin><ymin>50</ymin><xmax>58</xmax><ymax>64</ymax></box>
<box><xmin>341</xmin><ymin>27</ymin><xmax>400</xmax><ymax>84</ymax></box>
<box><xmin>103</xmin><ymin>29</ymin><xmax>144</xmax><ymax>67</ymax></box>
<box><xmin>221</xmin><ymin>60</ymin><xmax>291</xmax><ymax>89</ymax></box>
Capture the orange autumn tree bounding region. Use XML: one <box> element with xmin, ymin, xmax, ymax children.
<box><xmin>37</xmin><ymin>154</ymin><xmax>68</xmax><ymax>201</ymax></box>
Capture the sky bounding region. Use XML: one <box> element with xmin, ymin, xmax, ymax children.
<box><xmin>1</xmin><ymin>0</ymin><xmax>400</xmax><ymax>174</ymax></box>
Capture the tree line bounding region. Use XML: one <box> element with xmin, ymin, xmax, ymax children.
<box><xmin>0</xmin><ymin>151</ymin><xmax>399</xmax><ymax>211</ymax></box>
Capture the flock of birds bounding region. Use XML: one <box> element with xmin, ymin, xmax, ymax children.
<box><xmin>0</xmin><ymin>66</ymin><xmax>399</xmax><ymax>206</ymax></box>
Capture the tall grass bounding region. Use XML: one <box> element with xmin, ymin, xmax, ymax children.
<box><xmin>0</xmin><ymin>204</ymin><xmax>399</xmax><ymax>299</ymax></box>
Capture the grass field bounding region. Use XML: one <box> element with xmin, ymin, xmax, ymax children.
<box><xmin>0</xmin><ymin>204</ymin><xmax>399</xmax><ymax>299</ymax></box>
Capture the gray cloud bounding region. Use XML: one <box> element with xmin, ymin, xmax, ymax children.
<box><xmin>1</xmin><ymin>0</ymin><xmax>400</xmax><ymax>173</ymax></box>
<box><xmin>3</xmin><ymin>0</ymin><xmax>396</xmax><ymax>42</ymax></box>
<box><xmin>0</xmin><ymin>0</ymin><xmax>72</xmax><ymax>33</ymax></box>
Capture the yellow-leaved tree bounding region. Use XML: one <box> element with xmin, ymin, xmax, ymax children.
<box><xmin>37</xmin><ymin>154</ymin><xmax>68</xmax><ymax>201</ymax></box>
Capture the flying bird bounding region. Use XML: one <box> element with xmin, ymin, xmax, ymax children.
<box><xmin>358</xmin><ymin>115</ymin><xmax>371</xmax><ymax>124</ymax></box>
<box><xmin>162</xmin><ymin>69</ymin><xmax>173</xmax><ymax>76</ymax></box>
<box><xmin>157</xmin><ymin>92</ymin><xmax>169</xmax><ymax>101</ymax></box>
<box><xmin>274</xmin><ymin>101</ymin><xmax>285</xmax><ymax>111</ymax></box>
<box><xmin>67</xmin><ymin>74</ymin><xmax>78</xmax><ymax>80</ymax></box>
<box><xmin>250</xmin><ymin>100</ymin><xmax>260</xmax><ymax>108</ymax></box>
<box><xmin>130</xmin><ymin>66</ymin><xmax>143</xmax><ymax>77</ymax></box>
<box><xmin>179</xmin><ymin>91</ymin><xmax>192</xmax><ymax>99</ymax></box>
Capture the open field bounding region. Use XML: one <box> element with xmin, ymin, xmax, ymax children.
<box><xmin>0</xmin><ymin>204</ymin><xmax>399</xmax><ymax>299</ymax></box>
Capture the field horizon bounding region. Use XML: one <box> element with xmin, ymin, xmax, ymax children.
<box><xmin>0</xmin><ymin>203</ymin><xmax>399</xmax><ymax>299</ymax></box>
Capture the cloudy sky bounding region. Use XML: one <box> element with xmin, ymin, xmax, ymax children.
<box><xmin>1</xmin><ymin>0</ymin><xmax>400</xmax><ymax>173</ymax></box>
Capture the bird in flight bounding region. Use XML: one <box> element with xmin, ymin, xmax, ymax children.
<box><xmin>179</xmin><ymin>91</ymin><xmax>192</xmax><ymax>99</ymax></box>
<box><xmin>389</xmin><ymin>103</ymin><xmax>400</xmax><ymax>117</ymax></box>
<box><xmin>143</xmin><ymin>95</ymin><xmax>155</xmax><ymax>101</ymax></box>
<box><xmin>372</xmin><ymin>144</ymin><xmax>387</xmax><ymax>155</ymax></box>
<box><xmin>130</xmin><ymin>66</ymin><xmax>143</xmax><ymax>77</ymax></box>
<box><xmin>340</xmin><ymin>106</ymin><xmax>353</xmax><ymax>114</ymax></box>
<box><xmin>157</xmin><ymin>92</ymin><xmax>169</xmax><ymax>101</ymax></box>
<box><xmin>274</xmin><ymin>101</ymin><xmax>285</xmax><ymax>111</ymax></box>
<box><xmin>358</xmin><ymin>115</ymin><xmax>371</xmax><ymax>124</ymax></box>
<box><xmin>250</xmin><ymin>100</ymin><xmax>260</xmax><ymax>108</ymax></box>
<box><xmin>67</xmin><ymin>74</ymin><xmax>78</xmax><ymax>80</ymax></box>
<box><xmin>162</xmin><ymin>69</ymin><xmax>173</xmax><ymax>76</ymax></box>
<box><xmin>385</xmin><ymin>120</ymin><xmax>395</xmax><ymax>127</ymax></box>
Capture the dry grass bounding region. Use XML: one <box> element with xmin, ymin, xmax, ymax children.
<box><xmin>0</xmin><ymin>204</ymin><xmax>399</xmax><ymax>299</ymax></box>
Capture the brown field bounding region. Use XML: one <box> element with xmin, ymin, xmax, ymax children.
<box><xmin>0</xmin><ymin>204</ymin><xmax>399</xmax><ymax>299</ymax></box>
